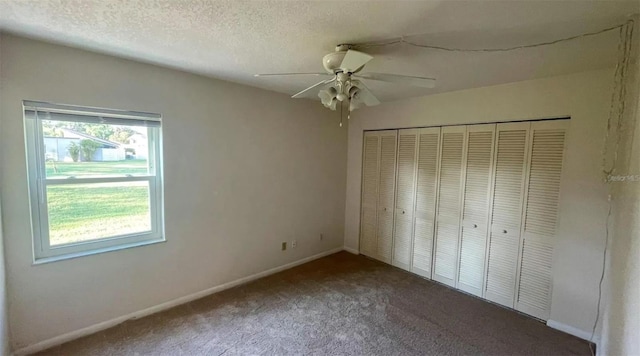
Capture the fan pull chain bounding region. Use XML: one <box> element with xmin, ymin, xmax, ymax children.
<box><xmin>339</xmin><ymin>101</ymin><xmax>343</xmax><ymax>127</ymax></box>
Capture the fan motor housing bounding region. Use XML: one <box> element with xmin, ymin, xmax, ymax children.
<box><xmin>322</xmin><ymin>51</ymin><xmax>347</xmax><ymax>73</ymax></box>
<box><xmin>322</xmin><ymin>44</ymin><xmax>364</xmax><ymax>74</ymax></box>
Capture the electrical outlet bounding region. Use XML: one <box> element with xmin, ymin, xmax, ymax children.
<box><xmin>291</xmin><ymin>240</ymin><xmax>297</xmax><ymax>248</ymax></box>
<box><xmin>281</xmin><ymin>242</ymin><xmax>287</xmax><ymax>251</ymax></box>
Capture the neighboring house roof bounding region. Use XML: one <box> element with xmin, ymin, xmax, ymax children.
<box><xmin>124</xmin><ymin>133</ymin><xmax>148</xmax><ymax>150</ymax></box>
<box><xmin>57</xmin><ymin>128</ymin><xmax>121</xmax><ymax>148</ymax></box>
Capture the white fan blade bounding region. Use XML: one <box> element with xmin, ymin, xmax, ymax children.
<box><xmin>354</xmin><ymin>82</ymin><xmax>380</xmax><ymax>106</ymax></box>
<box><xmin>354</xmin><ymin>72</ymin><xmax>436</xmax><ymax>88</ymax></box>
<box><xmin>254</xmin><ymin>72</ymin><xmax>331</xmax><ymax>77</ymax></box>
<box><xmin>291</xmin><ymin>79</ymin><xmax>334</xmax><ymax>98</ymax></box>
<box><xmin>340</xmin><ymin>50</ymin><xmax>373</xmax><ymax>73</ymax></box>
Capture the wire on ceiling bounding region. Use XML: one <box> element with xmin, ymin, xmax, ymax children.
<box><xmin>602</xmin><ymin>19</ymin><xmax>636</xmax><ymax>177</ymax></box>
<box><xmin>354</xmin><ymin>22</ymin><xmax>630</xmax><ymax>52</ymax></box>
<box><xmin>339</xmin><ymin>21</ymin><xmax>635</xmax><ymax>128</ymax></box>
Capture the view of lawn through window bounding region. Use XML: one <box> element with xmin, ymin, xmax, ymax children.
<box><xmin>46</xmin><ymin>160</ymin><xmax>149</xmax><ymax>178</ymax></box>
<box><xmin>46</xmin><ymin>164</ymin><xmax>152</xmax><ymax>246</ymax></box>
<box><xmin>42</xmin><ymin>120</ymin><xmax>154</xmax><ymax>246</ymax></box>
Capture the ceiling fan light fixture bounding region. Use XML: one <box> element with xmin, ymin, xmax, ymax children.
<box><xmin>321</xmin><ymin>96</ymin><xmax>337</xmax><ymax>110</ymax></box>
<box><xmin>255</xmin><ymin>44</ymin><xmax>437</xmax><ymax>117</ymax></box>
<box><xmin>327</xmin><ymin>98</ymin><xmax>338</xmax><ymax>111</ymax></box>
<box><xmin>318</xmin><ymin>87</ymin><xmax>337</xmax><ymax>107</ymax></box>
<box><xmin>349</xmin><ymin>98</ymin><xmax>362</xmax><ymax>112</ymax></box>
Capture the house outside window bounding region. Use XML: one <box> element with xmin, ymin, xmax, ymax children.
<box><xmin>24</xmin><ymin>101</ymin><xmax>165</xmax><ymax>263</ymax></box>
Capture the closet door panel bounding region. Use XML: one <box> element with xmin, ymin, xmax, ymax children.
<box><xmin>412</xmin><ymin>127</ymin><xmax>441</xmax><ymax>278</ymax></box>
<box><xmin>433</xmin><ymin>126</ymin><xmax>466</xmax><ymax>286</ymax></box>
<box><xmin>376</xmin><ymin>131</ymin><xmax>398</xmax><ymax>263</ymax></box>
<box><xmin>485</xmin><ymin>122</ymin><xmax>530</xmax><ymax>307</ymax></box>
<box><xmin>458</xmin><ymin>124</ymin><xmax>496</xmax><ymax>297</ymax></box>
<box><xmin>393</xmin><ymin>129</ymin><xmax>419</xmax><ymax>270</ymax></box>
<box><xmin>359</xmin><ymin>133</ymin><xmax>380</xmax><ymax>258</ymax></box>
<box><xmin>515</xmin><ymin>120</ymin><xmax>568</xmax><ymax>320</ymax></box>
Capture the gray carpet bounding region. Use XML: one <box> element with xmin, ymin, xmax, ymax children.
<box><xmin>36</xmin><ymin>252</ymin><xmax>591</xmax><ymax>355</ymax></box>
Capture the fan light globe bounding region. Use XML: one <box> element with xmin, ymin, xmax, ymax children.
<box><xmin>319</xmin><ymin>87</ymin><xmax>338</xmax><ymax>106</ymax></box>
<box><xmin>328</xmin><ymin>98</ymin><xmax>338</xmax><ymax>111</ymax></box>
<box><xmin>336</xmin><ymin>93</ymin><xmax>348</xmax><ymax>102</ymax></box>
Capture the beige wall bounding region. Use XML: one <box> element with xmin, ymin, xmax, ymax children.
<box><xmin>601</xmin><ymin>97</ymin><xmax>640</xmax><ymax>356</ymax></box>
<box><xmin>0</xmin><ymin>34</ymin><xmax>346</xmax><ymax>351</ymax></box>
<box><xmin>0</xmin><ymin>33</ymin><xmax>11</xmax><ymax>356</ymax></box>
<box><xmin>344</xmin><ymin>68</ymin><xmax>614</xmax><ymax>339</ymax></box>
<box><xmin>0</xmin><ymin>199</ymin><xmax>8</xmax><ymax>356</ymax></box>
<box><xmin>600</xmin><ymin>28</ymin><xmax>640</xmax><ymax>355</ymax></box>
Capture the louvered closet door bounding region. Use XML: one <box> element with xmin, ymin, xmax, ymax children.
<box><xmin>359</xmin><ymin>132</ymin><xmax>381</xmax><ymax>258</ymax></box>
<box><xmin>485</xmin><ymin>122</ymin><xmax>531</xmax><ymax>308</ymax></box>
<box><xmin>392</xmin><ymin>129</ymin><xmax>419</xmax><ymax>271</ymax></box>
<box><xmin>376</xmin><ymin>130</ymin><xmax>398</xmax><ymax>263</ymax></box>
<box><xmin>515</xmin><ymin>120</ymin><xmax>568</xmax><ymax>320</ymax></box>
<box><xmin>433</xmin><ymin>126</ymin><xmax>467</xmax><ymax>287</ymax></box>
<box><xmin>457</xmin><ymin>124</ymin><xmax>496</xmax><ymax>297</ymax></box>
<box><xmin>412</xmin><ymin>127</ymin><xmax>442</xmax><ymax>278</ymax></box>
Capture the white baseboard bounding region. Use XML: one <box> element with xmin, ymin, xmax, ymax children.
<box><xmin>13</xmin><ymin>247</ymin><xmax>345</xmax><ymax>356</ymax></box>
<box><xmin>547</xmin><ymin>320</ymin><xmax>594</xmax><ymax>343</ymax></box>
<box><xmin>343</xmin><ymin>246</ymin><xmax>359</xmax><ymax>255</ymax></box>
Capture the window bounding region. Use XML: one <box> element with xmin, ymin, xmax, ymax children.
<box><xmin>24</xmin><ymin>101</ymin><xmax>164</xmax><ymax>263</ymax></box>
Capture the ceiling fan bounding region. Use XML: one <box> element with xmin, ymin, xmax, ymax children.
<box><xmin>255</xmin><ymin>44</ymin><xmax>436</xmax><ymax>113</ymax></box>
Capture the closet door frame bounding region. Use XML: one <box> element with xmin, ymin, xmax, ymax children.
<box><xmin>513</xmin><ymin>119</ymin><xmax>569</xmax><ymax>319</ymax></box>
<box><xmin>457</xmin><ymin>123</ymin><xmax>497</xmax><ymax>296</ymax></box>
<box><xmin>432</xmin><ymin>125</ymin><xmax>468</xmax><ymax>287</ymax></box>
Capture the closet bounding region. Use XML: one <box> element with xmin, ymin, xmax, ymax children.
<box><xmin>359</xmin><ymin>119</ymin><xmax>568</xmax><ymax>321</ymax></box>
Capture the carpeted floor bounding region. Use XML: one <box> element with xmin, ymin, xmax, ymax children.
<box><xmin>36</xmin><ymin>252</ymin><xmax>591</xmax><ymax>355</ymax></box>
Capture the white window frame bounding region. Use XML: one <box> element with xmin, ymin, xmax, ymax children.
<box><xmin>24</xmin><ymin>101</ymin><xmax>165</xmax><ymax>263</ymax></box>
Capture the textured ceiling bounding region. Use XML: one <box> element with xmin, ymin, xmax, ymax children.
<box><xmin>0</xmin><ymin>0</ymin><xmax>638</xmax><ymax>102</ymax></box>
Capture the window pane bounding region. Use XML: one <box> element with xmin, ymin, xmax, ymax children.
<box><xmin>46</xmin><ymin>181</ymin><xmax>152</xmax><ymax>246</ymax></box>
<box><xmin>42</xmin><ymin>120</ymin><xmax>150</xmax><ymax>178</ymax></box>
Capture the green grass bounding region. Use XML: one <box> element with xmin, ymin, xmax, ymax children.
<box><xmin>45</xmin><ymin>160</ymin><xmax>152</xmax><ymax>245</ymax></box>
<box><xmin>46</xmin><ymin>159</ymin><xmax>148</xmax><ymax>178</ymax></box>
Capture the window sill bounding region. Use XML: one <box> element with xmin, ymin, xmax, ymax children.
<box><xmin>32</xmin><ymin>237</ymin><xmax>166</xmax><ymax>265</ymax></box>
